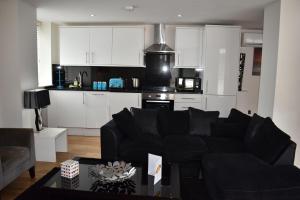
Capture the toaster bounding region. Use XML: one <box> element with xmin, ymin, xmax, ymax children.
<box><xmin>109</xmin><ymin>78</ymin><xmax>124</xmax><ymax>89</ymax></box>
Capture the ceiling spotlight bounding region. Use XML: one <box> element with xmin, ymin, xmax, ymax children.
<box><xmin>90</xmin><ymin>14</ymin><xmax>95</xmax><ymax>17</ymax></box>
<box><xmin>124</xmin><ymin>5</ymin><xmax>136</xmax><ymax>12</ymax></box>
<box><xmin>177</xmin><ymin>14</ymin><xmax>183</xmax><ymax>18</ymax></box>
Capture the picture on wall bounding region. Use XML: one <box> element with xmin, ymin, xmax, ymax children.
<box><xmin>252</xmin><ymin>47</ymin><xmax>262</xmax><ymax>76</ymax></box>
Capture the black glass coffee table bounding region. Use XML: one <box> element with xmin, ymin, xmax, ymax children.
<box><xmin>42</xmin><ymin>158</ymin><xmax>181</xmax><ymax>199</ymax></box>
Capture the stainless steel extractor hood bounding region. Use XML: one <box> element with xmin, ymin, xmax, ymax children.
<box><xmin>144</xmin><ymin>24</ymin><xmax>175</xmax><ymax>54</ymax></box>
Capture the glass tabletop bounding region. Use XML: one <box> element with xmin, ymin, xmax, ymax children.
<box><xmin>43</xmin><ymin>158</ymin><xmax>181</xmax><ymax>199</ymax></box>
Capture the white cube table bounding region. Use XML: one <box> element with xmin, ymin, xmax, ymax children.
<box><xmin>34</xmin><ymin>128</ymin><xmax>68</xmax><ymax>162</ymax></box>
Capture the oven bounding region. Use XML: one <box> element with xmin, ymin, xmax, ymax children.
<box><xmin>142</xmin><ymin>93</ymin><xmax>174</xmax><ymax>111</ymax></box>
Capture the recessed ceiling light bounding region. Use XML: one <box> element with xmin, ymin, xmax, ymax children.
<box><xmin>124</xmin><ymin>5</ymin><xmax>136</xmax><ymax>12</ymax></box>
<box><xmin>90</xmin><ymin>14</ymin><xmax>95</xmax><ymax>17</ymax></box>
<box><xmin>177</xmin><ymin>14</ymin><xmax>183</xmax><ymax>18</ymax></box>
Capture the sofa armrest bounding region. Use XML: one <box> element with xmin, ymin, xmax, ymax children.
<box><xmin>273</xmin><ymin>140</ymin><xmax>297</xmax><ymax>166</ymax></box>
<box><xmin>100</xmin><ymin>120</ymin><xmax>125</xmax><ymax>161</ymax></box>
<box><xmin>0</xmin><ymin>128</ymin><xmax>36</xmax><ymax>164</ymax></box>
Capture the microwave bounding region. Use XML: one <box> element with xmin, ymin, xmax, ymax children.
<box><xmin>175</xmin><ymin>77</ymin><xmax>201</xmax><ymax>92</ymax></box>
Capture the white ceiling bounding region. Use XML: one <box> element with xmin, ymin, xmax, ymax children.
<box><xmin>28</xmin><ymin>0</ymin><xmax>276</xmax><ymax>29</ymax></box>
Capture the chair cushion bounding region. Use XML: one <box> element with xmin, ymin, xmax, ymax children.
<box><xmin>130</xmin><ymin>107</ymin><xmax>159</xmax><ymax>137</ymax></box>
<box><xmin>201</xmin><ymin>137</ymin><xmax>245</xmax><ymax>153</ymax></box>
<box><xmin>157</xmin><ymin>110</ymin><xmax>189</xmax><ymax>137</ymax></box>
<box><xmin>112</xmin><ymin>108</ymin><xmax>139</xmax><ymax>140</ymax></box>
<box><xmin>163</xmin><ymin>135</ymin><xmax>207</xmax><ymax>162</ymax></box>
<box><xmin>247</xmin><ymin>117</ymin><xmax>291</xmax><ymax>164</ymax></box>
<box><xmin>189</xmin><ymin>107</ymin><xmax>219</xmax><ymax>136</ymax></box>
<box><xmin>244</xmin><ymin>113</ymin><xmax>265</xmax><ymax>148</ymax></box>
<box><xmin>0</xmin><ymin>146</ymin><xmax>30</xmax><ymax>172</ymax></box>
<box><xmin>202</xmin><ymin>153</ymin><xmax>300</xmax><ymax>200</ymax></box>
<box><xmin>119</xmin><ymin>134</ymin><xmax>163</xmax><ymax>164</ymax></box>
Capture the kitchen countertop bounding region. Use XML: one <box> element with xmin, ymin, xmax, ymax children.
<box><xmin>47</xmin><ymin>87</ymin><xmax>203</xmax><ymax>94</ymax></box>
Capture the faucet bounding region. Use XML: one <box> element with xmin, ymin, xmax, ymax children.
<box><xmin>78</xmin><ymin>71</ymin><xmax>88</xmax><ymax>88</ymax></box>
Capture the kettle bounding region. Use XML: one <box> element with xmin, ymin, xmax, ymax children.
<box><xmin>132</xmin><ymin>78</ymin><xmax>140</xmax><ymax>88</ymax></box>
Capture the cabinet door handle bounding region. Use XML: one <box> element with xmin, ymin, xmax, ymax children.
<box><xmin>92</xmin><ymin>93</ymin><xmax>104</xmax><ymax>96</ymax></box>
<box><xmin>138</xmin><ymin>52</ymin><xmax>141</xmax><ymax>65</ymax></box>
<box><xmin>83</xmin><ymin>93</ymin><xmax>85</xmax><ymax>104</ymax></box>
<box><xmin>206</xmin><ymin>80</ymin><xmax>208</xmax><ymax>94</ymax></box>
<box><xmin>181</xmin><ymin>98</ymin><xmax>195</xmax><ymax>100</ymax></box>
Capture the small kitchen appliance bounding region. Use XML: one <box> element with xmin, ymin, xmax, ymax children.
<box><xmin>109</xmin><ymin>78</ymin><xmax>124</xmax><ymax>90</ymax></box>
<box><xmin>175</xmin><ymin>77</ymin><xmax>201</xmax><ymax>92</ymax></box>
<box><xmin>53</xmin><ymin>65</ymin><xmax>65</xmax><ymax>89</ymax></box>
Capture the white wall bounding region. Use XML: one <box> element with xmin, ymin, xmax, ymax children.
<box><xmin>0</xmin><ymin>0</ymin><xmax>38</xmax><ymax>128</ymax></box>
<box><xmin>272</xmin><ymin>0</ymin><xmax>300</xmax><ymax>166</ymax></box>
<box><xmin>257</xmin><ymin>0</ymin><xmax>281</xmax><ymax>118</ymax></box>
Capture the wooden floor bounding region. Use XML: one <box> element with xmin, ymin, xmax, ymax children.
<box><xmin>1</xmin><ymin>136</ymin><xmax>101</xmax><ymax>200</ymax></box>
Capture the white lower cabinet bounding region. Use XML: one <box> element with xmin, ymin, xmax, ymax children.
<box><xmin>108</xmin><ymin>93</ymin><xmax>141</xmax><ymax>119</ymax></box>
<box><xmin>48</xmin><ymin>91</ymin><xmax>85</xmax><ymax>128</ymax></box>
<box><xmin>84</xmin><ymin>92</ymin><xmax>109</xmax><ymax>129</ymax></box>
<box><xmin>204</xmin><ymin>95</ymin><xmax>236</xmax><ymax>117</ymax></box>
<box><xmin>174</xmin><ymin>94</ymin><xmax>203</xmax><ymax>111</ymax></box>
<box><xmin>47</xmin><ymin>91</ymin><xmax>141</xmax><ymax>135</ymax></box>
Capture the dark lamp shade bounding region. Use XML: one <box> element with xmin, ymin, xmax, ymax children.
<box><xmin>24</xmin><ymin>89</ymin><xmax>50</xmax><ymax>109</ymax></box>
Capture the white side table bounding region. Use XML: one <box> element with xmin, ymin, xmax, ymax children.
<box><xmin>34</xmin><ymin>128</ymin><xmax>68</xmax><ymax>162</ymax></box>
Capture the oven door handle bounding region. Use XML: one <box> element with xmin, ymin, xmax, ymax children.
<box><xmin>145</xmin><ymin>100</ymin><xmax>171</xmax><ymax>103</ymax></box>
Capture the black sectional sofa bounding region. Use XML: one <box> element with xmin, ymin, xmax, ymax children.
<box><xmin>101</xmin><ymin>107</ymin><xmax>300</xmax><ymax>200</ymax></box>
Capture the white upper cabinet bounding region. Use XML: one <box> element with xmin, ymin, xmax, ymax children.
<box><xmin>175</xmin><ymin>27</ymin><xmax>203</xmax><ymax>68</ymax></box>
<box><xmin>203</xmin><ymin>26</ymin><xmax>240</xmax><ymax>95</ymax></box>
<box><xmin>84</xmin><ymin>92</ymin><xmax>109</xmax><ymax>128</ymax></box>
<box><xmin>60</xmin><ymin>26</ymin><xmax>145</xmax><ymax>67</ymax></box>
<box><xmin>112</xmin><ymin>27</ymin><xmax>145</xmax><ymax>67</ymax></box>
<box><xmin>89</xmin><ymin>27</ymin><xmax>113</xmax><ymax>65</ymax></box>
<box><xmin>60</xmin><ymin>27</ymin><xmax>90</xmax><ymax>66</ymax></box>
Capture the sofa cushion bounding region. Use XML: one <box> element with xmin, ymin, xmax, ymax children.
<box><xmin>157</xmin><ymin>110</ymin><xmax>189</xmax><ymax>137</ymax></box>
<box><xmin>119</xmin><ymin>134</ymin><xmax>163</xmax><ymax>164</ymax></box>
<box><xmin>201</xmin><ymin>137</ymin><xmax>245</xmax><ymax>154</ymax></box>
<box><xmin>247</xmin><ymin>117</ymin><xmax>291</xmax><ymax>164</ymax></box>
<box><xmin>244</xmin><ymin>113</ymin><xmax>265</xmax><ymax>148</ymax></box>
<box><xmin>130</xmin><ymin>107</ymin><xmax>159</xmax><ymax>137</ymax></box>
<box><xmin>0</xmin><ymin>146</ymin><xmax>30</xmax><ymax>172</ymax></box>
<box><xmin>163</xmin><ymin>135</ymin><xmax>207</xmax><ymax>163</ymax></box>
<box><xmin>112</xmin><ymin>108</ymin><xmax>139</xmax><ymax>140</ymax></box>
<box><xmin>189</xmin><ymin>108</ymin><xmax>219</xmax><ymax>136</ymax></box>
<box><xmin>227</xmin><ymin>108</ymin><xmax>251</xmax><ymax>125</ymax></box>
<box><xmin>211</xmin><ymin>121</ymin><xmax>246</xmax><ymax>139</ymax></box>
<box><xmin>202</xmin><ymin>153</ymin><xmax>300</xmax><ymax>200</ymax></box>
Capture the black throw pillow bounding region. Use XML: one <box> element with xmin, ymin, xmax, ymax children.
<box><xmin>112</xmin><ymin>108</ymin><xmax>139</xmax><ymax>140</ymax></box>
<box><xmin>189</xmin><ymin>107</ymin><xmax>219</xmax><ymax>136</ymax></box>
<box><xmin>130</xmin><ymin>107</ymin><xmax>160</xmax><ymax>137</ymax></box>
<box><xmin>247</xmin><ymin>118</ymin><xmax>291</xmax><ymax>164</ymax></box>
<box><xmin>227</xmin><ymin>108</ymin><xmax>251</xmax><ymax>130</ymax></box>
<box><xmin>244</xmin><ymin>113</ymin><xmax>265</xmax><ymax>148</ymax></box>
<box><xmin>157</xmin><ymin>110</ymin><xmax>189</xmax><ymax>137</ymax></box>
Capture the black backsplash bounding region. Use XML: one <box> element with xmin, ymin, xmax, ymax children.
<box><xmin>58</xmin><ymin>65</ymin><xmax>201</xmax><ymax>89</ymax></box>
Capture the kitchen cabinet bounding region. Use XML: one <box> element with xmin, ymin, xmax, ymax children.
<box><xmin>60</xmin><ymin>26</ymin><xmax>145</xmax><ymax>67</ymax></box>
<box><xmin>48</xmin><ymin>91</ymin><xmax>85</xmax><ymax>127</ymax></box>
<box><xmin>89</xmin><ymin>27</ymin><xmax>113</xmax><ymax>65</ymax></box>
<box><xmin>175</xmin><ymin>27</ymin><xmax>203</xmax><ymax>68</ymax></box>
<box><xmin>174</xmin><ymin>94</ymin><xmax>204</xmax><ymax>110</ymax></box>
<box><xmin>112</xmin><ymin>27</ymin><xmax>145</xmax><ymax>66</ymax></box>
<box><xmin>203</xmin><ymin>26</ymin><xmax>240</xmax><ymax>96</ymax></box>
<box><xmin>84</xmin><ymin>92</ymin><xmax>109</xmax><ymax>128</ymax></box>
<box><xmin>204</xmin><ymin>95</ymin><xmax>236</xmax><ymax>117</ymax></box>
<box><xmin>60</xmin><ymin>27</ymin><xmax>90</xmax><ymax>66</ymax></box>
<box><xmin>108</xmin><ymin>93</ymin><xmax>141</xmax><ymax>118</ymax></box>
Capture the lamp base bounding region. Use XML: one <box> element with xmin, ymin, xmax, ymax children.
<box><xmin>35</xmin><ymin>108</ymin><xmax>43</xmax><ymax>132</ymax></box>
